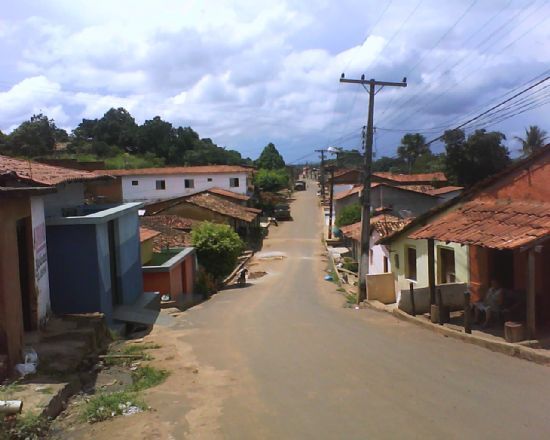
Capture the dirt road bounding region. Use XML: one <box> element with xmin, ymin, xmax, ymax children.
<box><xmin>69</xmin><ymin>182</ymin><xmax>550</xmax><ymax>439</ymax></box>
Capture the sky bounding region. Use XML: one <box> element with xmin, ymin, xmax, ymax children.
<box><xmin>1</xmin><ymin>0</ymin><xmax>549</xmax><ymax>162</ymax></box>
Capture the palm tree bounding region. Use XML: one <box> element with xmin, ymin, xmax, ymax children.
<box><xmin>515</xmin><ymin>125</ymin><xmax>548</xmax><ymax>156</ymax></box>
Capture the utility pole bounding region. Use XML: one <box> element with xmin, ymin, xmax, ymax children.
<box><xmin>315</xmin><ymin>149</ymin><xmax>327</xmax><ymax>199</ymax></box>
<box><xmin>327</xmin><ymin>165</ymin><xmax>335</xmax><ymax>239</ymax></box>
<box><xmin>340</xmin><ymin>74</ymin><xmax>407</xmax><ymax>303</ymax></box>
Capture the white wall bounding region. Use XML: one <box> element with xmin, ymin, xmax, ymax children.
<box><xmin>42</xmin><ymin>183</ymin><xmax>85</xmax><ymax>217</ymax></box>
<box><xmin>30</xmin><ymin>196</ymin><xmax>51</xmax><ymax>325</ymax></box>
<box><xmin>368</xmin><ymin>232</ymin><xmax>391</xmax><ymax>274</ymax></box>
<box><xmin>120</xmin><ymin>172</ymin><xmax>249</xmax><ymax>202</ymax></box>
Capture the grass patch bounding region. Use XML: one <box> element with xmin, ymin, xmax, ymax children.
<box><xmin>0</xmin><ymin>382</ymin><xmax>24</xmax><ymax>399</ymax></box>
<box><xmin>130</xmin><ymin>366</ymin><xmax>169</xmax><ymax>391</ymax></box>
<box><xmin>82</xmin><ymin>391</ymin><xmax>146</xmax><ymax>423</ymax></box>
<box><xmin>345</xmin><ymin>292</ymin><xmax>358</xmax><ymax>305</ymax></box>
<box><xmin>36</xmin><ymin>386</ymin><xmax>54</xmax><ymax>394</ymax></box>
<box><xmin>0</xmin><ymin>412</ymin><xmax>49</xmax><ymax>440</ymax></box>
<box><xmin>103</xmin><ymin>342</ymin><xmax>161</xmax><ymax>366</ymax></box>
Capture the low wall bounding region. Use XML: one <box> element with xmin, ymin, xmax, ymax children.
<box><xmin>398</xmin><ymin>282</ymin><xmax>468</xmax><ymax>314</ymax></box>
<box><xmin>366</xmin><ymin>273</ymin><xmax>396</xmax><ymax>304</ymax></box>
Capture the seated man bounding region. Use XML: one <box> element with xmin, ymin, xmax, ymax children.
<box><xmin>473</xmin><ymin>279</ymin><xmax>504</xmax><ymax>327</ymax></box>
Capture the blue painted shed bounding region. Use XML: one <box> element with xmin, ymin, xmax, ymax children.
<box><xmin>46</xmin><ymin>203</ymin><xmax>145</xmax><ymax>324</ymax></box>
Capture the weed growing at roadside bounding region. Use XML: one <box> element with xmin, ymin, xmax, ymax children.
<box><xmin>130</xmin><ymin>366</ymin><xmax>169</xmax><ymax>391</ymax></box>
<box><xmin>103</xmin><ymin>342</ymin><xmax>161</xmax><ymax>366</ymax></box>
<box><xmin>0</xmin><ymin>412</ymin><xmax>50</xmax><ymax>440</ymax></box>
<box><xmin>345</xmin><ymin>292</ymin><xmax>358</xmax><ymax>305</ymax></box>
<box><xmin>82</xmin><ymin>391</ymin><xmax>146</xmax><ymax>423</ymax></box>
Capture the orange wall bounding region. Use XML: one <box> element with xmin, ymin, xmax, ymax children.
<box><xmin>0</xmin><ymin>198</ymin><xmax>30</xmax><ymax>370</ymax></box>
<box><xmin>477</xmin><ymin>152</ymin><xmax>550</xmax><ymax>202</ymax></box>
<box><xmin>86</xmin><ymin>178</ymin><xmax>123</xmax><ymax>203</ymax></box>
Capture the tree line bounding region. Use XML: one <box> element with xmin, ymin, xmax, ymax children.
<box><xmin>331</xmin><ymin>125</ymin><xmax>547</xmax><ymax>187</ymax></box>
<box><xmin>0</xmin><ymin>108</ymin><xmax>254</xmax><ymax>167</ymax></box>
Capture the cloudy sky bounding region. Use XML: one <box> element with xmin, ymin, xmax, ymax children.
<box><xmin>1</xmin><ymin>0</ymin><xmax>549</xmax><ymax>161</ymax></box>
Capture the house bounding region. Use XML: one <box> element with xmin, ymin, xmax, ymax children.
<box><xmin>0</xmin><ymin>183</ymin><xmax>55</xmax><ymax>375</ymax></box>
<box><xmin>329</xmin><ymin>168</ymin><xmax>362</xmax><ymax>194</ymax></box>
<box><xmin>427</xmin><ymin>186</ymin><xmax>463</xmax><ymax>202</ymax></box>
<box><xmin>204</xmin><ymin>187</ymin><xmax>251</xmax><ymax>206</ymax></box>
<box><xmin>372</xmin><ymin>171</ymin><xmax>448</xmax><ymax>188</ymax></box>
<box><xmin>0</xmin><ymin>155</ymin><xmax>150</xmax><ymax>328</ymax></box>
<box><xmin>87</xmin><ymin>165</ymin><xmax>254</xmax><ymax>203</ymax></box>
<box><xmin>406</xmin><ymin>146</ymin><xmax>550</xmax><ymax>338</ymax></box>
<box><xmin>144</xmin><ymin>191</ymin><xmax>260</xmax><ymax>240</ymax></box>
<box><xmin>333</xmin><ymin>182</ymin><xmax>440</xmax><ymax>220</ymax></box>
<box><xmin>378</xmin><ymin>146</ymin><xmax>550</xmax><ymax>338</ymax></box>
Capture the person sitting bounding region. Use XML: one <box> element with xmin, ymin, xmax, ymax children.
<box><xmin>473</xmin><ymin>279</ymin><xmax>504</xmax><ymax>327</ymax></box>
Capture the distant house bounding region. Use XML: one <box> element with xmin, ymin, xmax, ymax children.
<box><xmin>334</xmin><ymin>182</ymin><xmax>440</xmax><ymax>220</ymax></box>
<box><xmin>205</xmin><ymin>187</ymin><xmax>251</xmax><ymax>206</ymax></box>
<box><xmin>372</xmin><ymin>172</ymin><xmax>448</xmax><ymax>189</ymax></box>
<box><xmin>87</xmin><ymin>165</ymin><xmax>254</xmax><ymax>203</ymax></box>
<box><xmin>0</xmin><ymin>182</ymin><xmax>55</xmax><ymax>375</ymax></box>
<box><xmin>329</xmin><ymin>168</ymin><xmax>362</xmax><ymax>194</ymax></box>
<box><xmin>144</xmin><ymin>191</ymin><xmax>260</xmax><ymax>240</ymax></box>
<box><xmin>0</xmin><ymin>155</ymin><xmax>150</xmax><ymax>328</ymax></box>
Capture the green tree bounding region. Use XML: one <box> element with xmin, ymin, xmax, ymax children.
<box><xmin>8</xmin><ymin>114</ymin><xmax>57</xmax><ymax>157</ymax></box>
<box><xmin>443</xmin><ymin>128</ymin><xmax>510</xmax><ymax>187</ymax></box>
<box><xmin>253</xmin><ymin>169</ymin><xmax>289</xmax><ymax>192</ymax></box>
<box><xmin>191</xmin><ymin>222</ymin><xmax>245</xmax><ymax>281</ymax></box>
<box><xmin>515</xmin><ymin>125</ymin><xmax>548</xmax><ymax>156</ymax></box>
<box><xmin>336</xmin><ymin>203</ymin><xmax>362</xmax><ymax>227</ymax></box>
<box><xmin>397</xmin><ymin>133</ymin><xmax>430</xmax><ymax>172</ymax></box>
<box><xmin>94</xmin><ymin>107</ymin><xmax>138</xmax><ymax>149</ymax></box>
<box><xmin>255</xmin><ymin>143</ymin><xmax>285</xmax><ymax>169</ymax></box>
<box><xmin>372</xmin><ymin>156</ymin><xmax>406</xmax><ymax>172</ymax></box>
<box><xmin>136</xmin><ymin>116</ymin><xmax>177</xmax><ymax>160</ymax></box>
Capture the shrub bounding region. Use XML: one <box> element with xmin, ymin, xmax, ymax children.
<box><xmin>336</xmin><ymin>203</ymin><xmax>362</xmax><ymax>227</ymax></box>
<box><xmin>82</xmin><ymin>391</ymin><xmax>146</xmax><ymax>423</ymax></box>
<box><xmin>254</xmin><ymin>169</ymin><xmax>289</xmax><ymax>192</ymax></box>
<box><xmin>130</xmin><ymin>366</ymin><xmax>169</xmax><ymax>391</ymax></box>
<box><xmin>191</xmin><ymin>222</ymin><xmax>245</xmax><ymax>281</ymax></box>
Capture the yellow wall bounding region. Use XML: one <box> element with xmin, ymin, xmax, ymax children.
<box><xmin>140</xmin><ymin>238</ymin><xmax>154</xmax><ymax>265</ymax></box>
<box><xmin>388</xmin><ymin>236</ymin><xmax>469</xmax><ymax>291</ymax></box>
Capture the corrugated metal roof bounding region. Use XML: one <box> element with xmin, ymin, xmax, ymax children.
<box><xmin>410</xmin><ymin>199</ymin><xmax>550</xmax><ymax>249</ymax></box>
<box><xmin>0</xmin><ymin>154</ymin><xmax>110</xmax><ymax>186</ymax></box>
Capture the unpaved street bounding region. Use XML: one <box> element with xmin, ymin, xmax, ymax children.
<box><xmin>70</xmin><ymin>183</ymin><xmax>550</xmax><ymax>439</ymax></box>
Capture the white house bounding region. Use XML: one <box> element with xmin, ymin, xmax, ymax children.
<box><xmin>89</xmin><ymin>165</ymin><xmax>254</xmax><ymax>203</ymax></box>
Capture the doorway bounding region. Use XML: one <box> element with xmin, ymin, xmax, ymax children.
<box><xmin>16</xmin><ymin>217</ymin><xmax>33</xmax><ymax>331</ymax></box>
<box><xmin>438</xmin><ymin>247</ymin><xmax>456</xmax><ymax>284</ymax></box>
<box><xmin>108</xmin><ymin>220</ymin><xmax>122</xmax><ymax>306</ymax></box>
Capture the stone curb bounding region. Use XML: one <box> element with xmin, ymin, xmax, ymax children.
<box><xmin>363</xmin><ymin>300</ymin><xmax>550</xmax><ymax>366</ymax></box>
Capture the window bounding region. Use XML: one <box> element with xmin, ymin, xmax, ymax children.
<box><xmin>207</xmin><ymin>178</ymin><xmax>213</xmax><ymax>182</ymax></box>
<box><xmin>405</xmin><ymin>246</ymin><xmax>417</xmax><ymax>280</ymax></box>
<box><xmin>184</xmin><ymin>179</ymin><xmax>194</xmax><ymax>189</ymax></box>
<box><xmin>383</xmin><ymin>256</ymin><xmax>389</xmax><ymax>273</ymax></box>
<box><xmin>131</xmin><ymin>180</ymin><xmax>139</xmax><ymax>186</ymax></box>
<box><xmin>438</xmin><ymin>247</ymin><xmax>456</xmax><ymax>284</ymax></box>
<box><xmin>230</xmin><ymin>177</ymin><xmax>240</xmax><ymax>188</ymax></box>
<box><xmin>156</xmin><ymin>180</ymin><xmax>166</xmax><ymax>190</ymax></box>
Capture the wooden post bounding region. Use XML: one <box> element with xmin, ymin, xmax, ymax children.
<box><xmin>464</xmin><ymin>291</ymin><xmax>471</xmax><ymax>334</ymax></box>
<box><xmin>428</xmin><ymin>239</ymin><xmax>436</xmax><ymax>306</ymax></box>
<box><xmin>409</xmin><ymin>282</ymin><xmax>416</xmax><ymax>317</ymax></box>
<box><xmin>527</xmin><ymin>249</ymin><xmax>536</xmax><ymax>340</ymax></box>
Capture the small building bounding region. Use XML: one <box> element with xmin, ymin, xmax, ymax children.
<box><xmin>87</xmin><ymin>165</ymin><xmax>254</xmax><ymax>203</ymax></box>
<box><xmin>144</xmin><ymin>191</ymin><xmax>260</xmax><ymax>240</ymax></box>
<box><xmin>140</xmin><ymin>218</ymin><xmax>197</xmax><ymax>307</ymax></box>
<box><xmin>0</xmin><ymin>184</ymin><xmax>55</xmax><ymax>375</ymax></box>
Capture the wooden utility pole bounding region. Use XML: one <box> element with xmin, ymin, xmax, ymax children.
<box><xmin>327</xmin><ymin>166</ymin><xmax>335</xmax><ymax>239</ymax></box>
<box><xmin>315</xmin><ymin>149</ymin><xmax>327</xmax><ymax>198</ymax></box>
<box><xmin>340</xmin><ymin>74</ymin><xmax>407</xmax><ymax>302</ymax></box>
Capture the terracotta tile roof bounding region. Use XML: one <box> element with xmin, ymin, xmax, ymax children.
<box><xmin>410</xmin><ymin>200</ymin><xmax>550</xmax><ymax>249</ymax></box>
<box><xmin>185</xmin><ymin>193</ymin><xmax>258</xmax><ymax>222</ymax></box>
<box><xmin>334</xmin><ymin>182</ymin><xmax>437</xmax><ymax>201</ymax></box>
<box><xmin>140</xmin><ymin>216</ymin><xmax>193</xmax><ymax>251</ymax></box>
<box><xmin>206</xmin><ymin>187</ymin><xmax>250</xmax><ymax>201</ymax></box>
<box><xmin>141</xmin><ymin>214</ymin><xmax>197</xmax><ymax>231</ymax></box>
<box><xmin>427</xmin><ymin>186</ymin><xmax>463</xmax><ymax>196</ymax></box>
<box><xmin>340</xmin><ymin>215</ymin><xmax>411</xmax><ymax>241</ymax></box>
<box><xmin>0</xmin><ymin>154</ymin><xmax>110</xmax><ymax>186</ymax></box>
<box><xmin>245</xmin><ymin>207</ymin><xmax>262</xmax><ymax>214</ymax></box>
<box><xmin>101</xmin><ymin>165</ymin><xmax>253</xmax><ymax>177</ymax></box>
<box><xmin>333</xmin><ymin>168</ymin><xmax>361</xmax><ymax>178</ymax></box>
<box><xmin>398</xmin><ymin>184</ymin><xmax>436</xmax><ymax>194</ymax></box>
<box><xmin>139</xmin><ymin>227</ymin><xmax>161</xmax><ymax>243</ymax></box>
<box><xmin>334</xmin><ymin>185</ymin><xmax>363</xmax><ymax>201</ymax></box>
<box><xmin>373</xmin><ymin>172</ymin><xmax>447</xmax><ymax>183</ymax></box>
